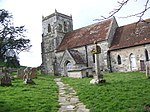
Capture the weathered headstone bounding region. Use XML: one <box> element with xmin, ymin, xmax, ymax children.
<box><xmin>17</xmin><ymin>68</ymin><xmax>25</xmax><ymax>79</ymax></box>
<box><xmin>0</xmin><ymin>67</ymin><xmax>12</xmax><ymax>86</ymax></box>
<box><xmin>23</xmin><ymin>67</ymin><xmax>30</xmax><ymax>80</ymax></box>
<box><xmin>90</xmin><ymin>42</ymin><xmax>106</xmax><ymax>84</ymax></box>
<box><xmin>30</xmin><ymin>68</ymin><xmax>37</xmax><ymax>79</ymax></box>
<box><xmin>23</xmin><ymin>67</ymin><xmax>35</xmax><ymax>85</ymax></box>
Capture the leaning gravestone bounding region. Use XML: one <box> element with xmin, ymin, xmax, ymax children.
<box><xmin>0</xmin><ymin>67</ymin><xmax>12</xmax><ymax>86</ymax></box>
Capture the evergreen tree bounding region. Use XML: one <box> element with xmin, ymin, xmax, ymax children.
<box><xmin>0</xmin><ymin>9</ymin><xmax>31</xmax><ymax>63</ymax></box>
<box><xmin>0</xmin><ymin>9</ymin><xmax>31</xmax><ymax>60</ymax></box>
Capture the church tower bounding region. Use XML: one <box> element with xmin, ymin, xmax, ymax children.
<box><xmin>41</xmin><ymin>10</ymin><xmax>73</xmax><ymax>74</ymax></box>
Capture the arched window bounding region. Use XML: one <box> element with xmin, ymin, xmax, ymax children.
<box><xmin>48</xmin><ymin>24</ymin><xmax>51</xmax><ymax>32</ymax></box>
<box><xmin>145</xmin><ymin>49</ymin><xmax>149</xmax><ymax>61</ymax></box>
<box><xmin>117</xmin><ymin>55</ymin><xmax>121</xmax><ymax>65</ymax></box>
<box><xmin>93</xmin><ymin>54</ymin><xmax>95</xmax><ymax>63</ymax></box>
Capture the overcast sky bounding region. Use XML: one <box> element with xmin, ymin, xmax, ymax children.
<box><xmin>0</xmin><ymin>0</ymin><xmax>150</xmax><ymax>67</ymax></box>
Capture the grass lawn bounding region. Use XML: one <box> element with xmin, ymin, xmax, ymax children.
<box><xmin>0</xmin><ymin>74</ymin><xmax>59</xmax><ymax>112</ymax></box>
<box><xmin>62</xmin><ymin>72</ymin><xmax>150</xmax><ymax>112</ymax></box>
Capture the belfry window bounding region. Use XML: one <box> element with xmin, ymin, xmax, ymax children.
<box><xmin>117</xmin><ymin>55</ymin><xmax>121</xmax><ymax>65</ymax></box>
<box><xmin>64</xmin><ymin>21</ymin><xmax>67</xmax><ymax>32</ymax></box>
<box><xmin>48</xmin><ymin>24</ymin><xmax>51</xmax><ymax>32</ymax></box>
<box><xmin>145</xmin><ymin>49</ymin><xmax>149</xmax><ymax>61</ymax></box>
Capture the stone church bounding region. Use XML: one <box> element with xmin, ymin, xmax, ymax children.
<box><xmin>41</xmin><ymin>10</ymin><xmax>150</xmax><ymax>77</ymax></box>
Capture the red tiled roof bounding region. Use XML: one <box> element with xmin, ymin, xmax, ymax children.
<box><xmin>110</xmin><ymin>19</ymin><xmax>150</xmax><ymax>50</ymax></box>
<box><xmin>57</xmin><ymin>19</ymin><xmax>112</xmax><ymax>52</ymax></box>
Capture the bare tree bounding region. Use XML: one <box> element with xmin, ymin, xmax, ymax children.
<box><xmin>95</xmin><ymin>0</ymin><xmax>150</xmax><ymax>22</ymax></box>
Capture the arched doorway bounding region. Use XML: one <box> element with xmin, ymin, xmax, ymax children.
<box><xmin>129</xmin><ymin>53</ymin><xmax>137</xmax><ymax>71</ymax></box>
<box><xmin>64</xmin><ymin>60</ymin><xmax>73</xmax><ymax>76</ymax></box>
<box><xmin>66</xmin><ymin>61</ymin><xmax>72</xmax><ymax>70</ymax></box>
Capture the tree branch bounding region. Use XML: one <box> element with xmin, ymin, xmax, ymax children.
<box><xmin>119</xmin><ymin>0</ymin><xmax>150</xmax><ymax>22</ymax></box>
<box><xmin>94</xmin><ymin>0</ymin><xmax>130</xmax><ymax>21</ymax></box>
<box><xmin>94</xmin><ymin>0</ymin><xmax>150</xmax><ymax>22</ymax></box>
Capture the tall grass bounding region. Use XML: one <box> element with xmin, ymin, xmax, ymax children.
<box><xmin>62</xmin><ymin>72</ymin><xmax>150</xmax><ymax>112</ymax></box>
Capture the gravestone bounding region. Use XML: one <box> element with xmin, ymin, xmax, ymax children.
<box><xmin>0</xmin><ymin>67</ymin><xmax>3</xmax><ymax>74</ymax></box>
<box><xmin>23</xmin><ymin>67</ymin><xmax>30</xmax><ymax>80</ymax></box>
<box><xmin>0</xmin><ymin>66</ymin><xmax>4</xmax><ymax>79</ymax></box>
<box><xmin>17</xmin><ymin>68</ymin><xmax>25</xmax><ymax>79</ymax></box>
<box><xmin>0</xmin><ymin>67</ymin><xmax>12</xmax><ymax>86</ymax></box>
<box><xmin>30</xmin><ymin>68</ymin><xmax>37</xmax><ymax>79</ymax></box>
<box><xmin>23</xmin><ymin>67</ymin><xmax>35</xmax><ymax>85</ymax></box>
<box><xmin>90</xmin><ymin>42</ymin><xmax>106</xmax><ymax>84</ymax></box>
<box><xmin>0</xmin><ymin>66</ymin><xmax>5</xmax><ymax>75</ymax></box>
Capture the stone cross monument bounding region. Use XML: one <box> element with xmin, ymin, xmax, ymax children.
<box><xmin>90</xmin><ymin>42</ymin><xmax>106</xmax><ymax>84</ymax></box>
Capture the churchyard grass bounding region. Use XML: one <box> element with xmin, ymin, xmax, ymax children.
<box><xmin>62</xmin><ymin>72</ymin><xmax>150</xmax><ymax>112</ymax></box>
<box><xmin>0</xmin><ymin>73</ymin><xmax>59</xmax><ymax>112</ymax></box>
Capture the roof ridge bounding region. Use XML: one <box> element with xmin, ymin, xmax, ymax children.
<box><xmin>110</xmin><ymin>18</ymin><xmax>150</xmax><ymax>50</ymax></box>
<box><xmin>73</xmin><ymin>17</ymin><xmax>113</xmax><ymax>31</ymax></box>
